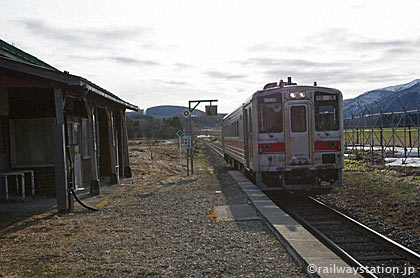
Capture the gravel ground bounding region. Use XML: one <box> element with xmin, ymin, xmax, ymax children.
<box><xmin>0</xmin><ymin>140</ymin><xmax>305</xmax><ymax>277</ymax></box>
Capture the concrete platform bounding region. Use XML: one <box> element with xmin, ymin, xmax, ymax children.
<box><xmin>229</xmin><ymin>171</ymin><xmax>363</xmax><ymax>278</ymax></box>
<box><xmin>214</xmin><ymin>204</ymin><xmax>260</xmax><ymax>222</ymax></box>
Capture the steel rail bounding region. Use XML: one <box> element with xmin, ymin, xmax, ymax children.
<box><xmin>206</xmin><ymin>141</ymin><xmax>224</xmax><ymax>157</ymax></box>
<box><xmin>309</xmin><ymin>197</ymin><xmax>420</xmax><ymax>266</ymax></box>
<box><xmin>282</xmin><ymin>203</ymin><xmax>378</xmax><ymax>278</ymax></box>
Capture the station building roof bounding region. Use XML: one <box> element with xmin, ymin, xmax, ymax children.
<box><xmin>0</xmin><ymin>39</ymin><xmax>138</xmax><ymax>111</ymax></box>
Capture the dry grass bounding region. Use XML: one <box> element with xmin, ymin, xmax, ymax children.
<box><xmin>335</xmin><ymin>153</ymin><xmax>420</xmax><ymax>236</ymax></box>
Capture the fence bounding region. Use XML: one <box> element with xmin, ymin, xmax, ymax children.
<box><xmin>344</xmin><ymin>96</ymin><xmax>420</xmax><ymax>160</ymax></box>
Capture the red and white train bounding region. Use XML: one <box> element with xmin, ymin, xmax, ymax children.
<box><xmin>222</xmin><ymin>77</ymin><xmax>343</xmax><ymax>192</ymax></box>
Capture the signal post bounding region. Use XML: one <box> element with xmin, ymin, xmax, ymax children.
<box><xmin>183</xmin><ymin>99</ymin><xmax>218</xmax><ymax>175</ymax></box>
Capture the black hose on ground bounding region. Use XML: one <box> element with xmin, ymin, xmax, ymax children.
<box><xmin>69</xmin><ymin>188</ymin><xmax>99</xmax><ymax>212</ymax></box>
<box><xmin>63</xmin><ymin>113</ymin><xmax>98</xmax><ymax>212</ymax></box>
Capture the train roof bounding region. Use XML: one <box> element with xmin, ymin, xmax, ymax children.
<box><xmin>223</xmin><ymin>83</ymin><xmax>342</xmax><ymax>121</ymax></box>
<box><xmin>244</xmin><ymin>84</ymin><xmax>341</xmax><ymax>105</ymax></box>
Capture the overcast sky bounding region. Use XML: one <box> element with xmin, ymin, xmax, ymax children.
<box><xmin>1</xmin><ymin>0</ymin><xmax>420</xmax><ymax>113</ymax></box>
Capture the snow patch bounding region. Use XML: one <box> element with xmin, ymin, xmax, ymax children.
<box><xmin>380</xmin><ymin>79</ymin><xmax>420</xmax><ymax>92</ymax></box>
<box><xmin>385</xmin><ymin>157</ymin><xmax>420</xmax><ymax>167</ymax></box>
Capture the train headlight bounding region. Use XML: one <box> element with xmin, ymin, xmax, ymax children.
<box><xmin>299</xmin><ymin>92</ymin><xmax>306</xmax><ymax>98</ymax></box>
<box><xmin>289</xmin><ymin>92</ymin><xmax>297</xmax><ymax>99</ymax></box>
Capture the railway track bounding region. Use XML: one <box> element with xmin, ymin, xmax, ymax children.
<box><xmin>205</xmin><ymin>141</ymin><xmax>420</xmax><ymax>278</ymax></box>
<box><xmin>271</xmin><ymin>195</ymin><xmax>420</xmax><ymax>278</ymax></box>
<box><xmin>205</xmin><ymin>140</ymin><xmax>224</xmax><ymax>157</ymax></box>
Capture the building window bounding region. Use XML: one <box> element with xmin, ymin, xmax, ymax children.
<box><xmin>82</xmin><ymin>118</ymin><xmax>90</xmax><ymax>159</ymax></box>
<box><xmin>11</xmin><ymin>118</ymin><xmax>55</xmax><ymax>167</ymax></box>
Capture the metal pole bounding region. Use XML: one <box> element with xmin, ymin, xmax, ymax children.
<box><xmin>371</xmin><ymin>116</ymin><xmax>374</xmax><ymax>157</ymax></box>
<box><xmin>189</xmin><ymin>102</ymin><xmax>194</xmax><ymax>175</ymax></box>
<box><xmin>186</xmin><ymin>148</ymin><xmax>189</xmax><ymax>176</ymax></box>
<box><xmin>184</xmin><ymin>115</ymin><xmax>189</xmax><ymax>176</ymax></box>
<box><xmin>392</xmin><ymin>112</ymin><xmax>395</xmax><ymax>156</ymax></box>
<box><xmin>409</xmin><ymin>125</ymin><xmax>412</xmax><ymax>149</ymax></box>
<box><xmin>179</xmin><ymin>136</ymin><xmax>182</xmax><ymax>170</ymax></box>
<box><xmin>418</xmin><ymin>109</ymin><xmax>419</xmax><ymax>156</ymax></box>
<box><xmin>380</xmin><ymin>113</ymin><xmax>384</xmax><ymax>158</ymax></box>
<box><xmin>404</xmin><ymin>113</ymin><xmax>407</xmax><ymax>158</ymax></box>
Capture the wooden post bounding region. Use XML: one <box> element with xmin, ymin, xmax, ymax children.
<box><xmin>119</xmin><ymin>110</ymin><xmax>125</xmax><ymax>177</ymax></box>
<box><xmin>106</xmin><ymin>108</ymin><xmax>119</xmax><ymax>184</ymax></box>
<box><xmin>83</xmin><ymin>98</ymin><xmax>100</xmax><ymax>195</ymax></box>
<box><xmin>121</xmin><ymin>110</ymin><xmax>132</xmax><ymax>178</ymax></box>
<box><xmin>53</xmin><ymin>88</ymin><xmax>71</xmax><ymax>213</ymax></box>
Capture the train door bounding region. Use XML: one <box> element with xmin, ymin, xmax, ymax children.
<box><xmin>285</xmin><ymin>101</ymin><xmax>312</xmax><ymax>166</ymax></box>
<box><xmin>244</xmin><ymin>105</ymin><xmax>253</xmax><ymax>169</ymax></box>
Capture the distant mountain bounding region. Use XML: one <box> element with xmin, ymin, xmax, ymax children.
<box><xmin>343</xmin><ymin>79</ymin><xmax>420</xmax><ymax>118</ymax></box>
<box><xmin>126</xmin><ymin>110</ymin><xmax>145</xmax><ymax>119</ymax></box>
<box><xmin>145</xmin><ymin>105</ymin><xmax>205</xmax><ymax>119</ymax></box>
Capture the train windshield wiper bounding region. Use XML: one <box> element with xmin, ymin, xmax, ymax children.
<box><xmin>317</xmin><ymin>125</ymin><xmax>330</xmax><ymax>136</ymax></box>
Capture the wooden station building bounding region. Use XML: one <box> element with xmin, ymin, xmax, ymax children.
<box><xmin>0</xmin><ymin>39</ymin><xmax>138</xmax><ymax>213</ymax></box>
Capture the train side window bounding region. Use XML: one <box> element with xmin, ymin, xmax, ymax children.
<box><xmin>235</xmin><ymin>121</ymin><xmax>239</xmax><ymax>137</ymax></box>
<box><xmin>291</xmin><ymin>106</ymin><xmax>307</xmax><ymax>132</ymax></box>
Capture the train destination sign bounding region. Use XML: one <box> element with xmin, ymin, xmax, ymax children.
<box><xmin>316</xmin><ymin>95</ymin><xmax>337</xmax><ymax>101</ymax></box>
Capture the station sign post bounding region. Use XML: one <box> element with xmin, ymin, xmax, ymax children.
<box><xmin>176</xmin><ymin>130</ymin><xmax>184</xmax><ymax>170</ymax></box>
<box><xmin>185</xmin><ymin>99</ymin><xmax>218</xmax><ymax>175</ymax></box>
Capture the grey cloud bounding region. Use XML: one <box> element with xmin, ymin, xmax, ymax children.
<box><xmin>242</xmin><ymin>29</ymin><xmax>414</xmax><ymax>92</ymax></box>
<box><xmin>204</xmin><ymin>70</ymin><xmax>247</xmax><ymax>80</ymax></box>
<box><xmin>315</xmin><ymin>28</ymin><xmax>420</xmax><ymax>53</ymax></box>
<box><xmin>164</xmin><ymin>80</ymin><xmax>190</xmax><ymax>86</ymax></box>
<box><xmin>91</xmin><ymin>28</ymin><xmax>146</xmax><ymax>40</ymax></box>
<box><xmin>68</xmin><ymin>54</ymin><xmax>104</xmax><ymax>61</ymax></box>
<box><xmin>110</xmin><ymin>56</ymin><xmax>159</xmax><ymax>66</ymax></box>
<box><xmin>247</xmin><ymin>43</ymin><xmax>279</xmax><ymax>52</ymax></box>
<box><xmin>174</xmin><ymin>62</ymin><xmax>193</xmax><ymax>69</ymax></box>
<box><xmin>264</xmin><ymin>68</ymin><xmax>402</xmax><ymax>86</ymax></box>
<box><xmin>247</xmin><ymin>43</ymin><xmax>318</xmax><ymax>53</ymax></box>
<box><xmin>68</xmin><ymin>54</ymin><xmax>159</xmax><ymax>67</ymax></box>
<box><xmin>383</xmin><ymin>47</ymin><xmax>417</xmax><ymax>56</ymax></box>
<box><xmin>16</xmin><ymin>18</ymin><xmax>149</xmax><ymax>49</ymax></box>
<box><xmin>239</xmin><ymin>58</ymin><xmax>342</xmax><ymax>68</ymax></box>
<box><xmin>21</xmin><ymin>19</ymin><xmax>79</xmax><ymax>43</ymax></box>
<box><xmin>349</xmin><ymin>39</ymin><xmax>420</xmax><ymax>50</ymax></box>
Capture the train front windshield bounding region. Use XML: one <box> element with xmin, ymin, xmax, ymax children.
<box><xmin>258</xmin><ymin>93</ymin><xmax>283</xmax><ymax>133</ymax></box>
<box><xmin>315</xmin><ymin>92</ymin><xmax>339</xmax><ymax>131</ymax></box>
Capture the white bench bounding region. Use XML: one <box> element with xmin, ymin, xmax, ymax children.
<box><xmin>0</xmin><ymin>170</ymin><xmax>35</xmax><ymax>201</ymax></box>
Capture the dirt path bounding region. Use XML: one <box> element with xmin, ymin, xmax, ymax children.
<box><xmin>0</xmin><ymin>140</ymin><xmax>304</xmax><ymax>277</ymax></box>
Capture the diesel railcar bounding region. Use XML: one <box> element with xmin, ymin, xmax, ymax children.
<box><xmin>222</xmin><ymin>77</ymin><xmax>343</xmax><ymax>192</ymax></box>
